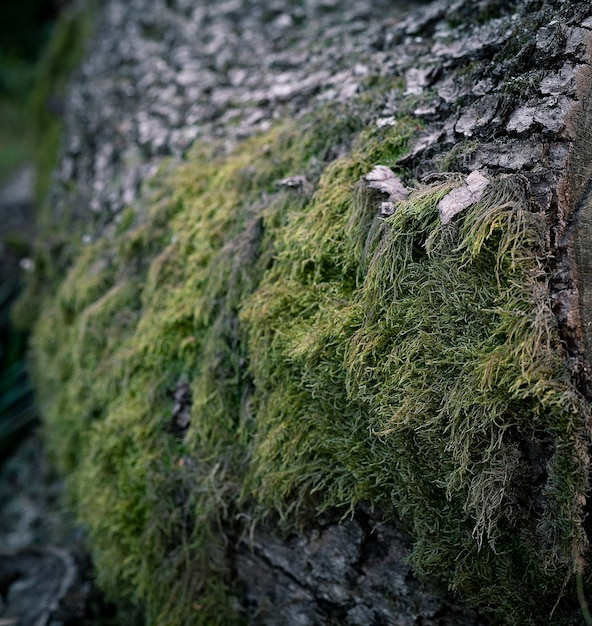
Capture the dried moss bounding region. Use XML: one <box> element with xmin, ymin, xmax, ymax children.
<box><xmin>31</xmin><ymin>103</ymin><xmax>592</xmax><ymax>625</ymax></box>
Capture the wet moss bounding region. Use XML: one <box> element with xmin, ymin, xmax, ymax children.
<box><xmin>31</xmin><ymin>103</ymin><xmax>591</xmax><ymax>625</ymax></box>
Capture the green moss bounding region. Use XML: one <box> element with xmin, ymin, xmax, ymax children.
<box><xmin>30</xmin><ymin>100</ymin><xmax>591</xmax><ymax>625</ymax></box>
<box><xmin>30</xmin><ymin>114</ymin><xmax>393</xmax><ymax>622</ymax></box>
<box><xmin>242</xmin><ymin>169</ymin><xmax>589</xmax><ymax>624</ymax></box>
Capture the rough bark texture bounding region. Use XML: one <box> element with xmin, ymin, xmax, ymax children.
<box><xmin>50</xmin><ymin>0</ymin><xmax>426</xmax><ymax>229</ymax></box>
<box><xmin>235</xmin><ymin>508</ymin><xmax>483</xmax><ymax>625</ymax></box>
<box><xmin>20</xmin><ymin>0</ymin><xmax>592</xmax><ymax>624</ymax></box>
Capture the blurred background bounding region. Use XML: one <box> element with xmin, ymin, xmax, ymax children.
<box><xmin>0</xmin><ymin>0</ymin><xmax>64</xmax><ymax>184</ymax></box>
<box><xmin>0</xmin><ymin>4</ymin><xmax>124</xmax><ymax>623</ymax></box>
<box><xmin>0</xmin><ymin>0</ymin><xmax>70</xmax><ymax>455</ymax></box>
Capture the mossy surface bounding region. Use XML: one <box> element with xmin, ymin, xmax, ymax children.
<box><xmin>31</xmin><ymin>99</ymin><xmax>592</xmax><ymax>624</ymax></box>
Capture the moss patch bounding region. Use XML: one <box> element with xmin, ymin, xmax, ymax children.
<box><xmin>31</xmin><ymin>103</ymin><xmax>591</xmax><ymax>625</ymax></box>
<box><xmin>242</xmin><ymin>170</ymin><xmax>590</xmax><ymax>622</ymax></box>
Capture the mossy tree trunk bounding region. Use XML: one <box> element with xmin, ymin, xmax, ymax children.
<box><xmin>22</xmin><ymin>0</ymin><xmax>592</xmax><ymax>624</ymax></box>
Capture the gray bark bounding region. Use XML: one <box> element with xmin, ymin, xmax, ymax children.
<box><xmin>235</xmin><ymin>508</ymin><xmax>483</xmax><ymax>625</ymax></box>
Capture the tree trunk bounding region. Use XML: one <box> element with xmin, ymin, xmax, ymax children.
<box><xmin>20</xmin><ymin>0</ymin><xmax>592</xmax><ymax>624</ymax></box>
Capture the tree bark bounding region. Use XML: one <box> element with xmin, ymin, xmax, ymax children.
<box><xmin>24</xmin><ymin>0</ymin><xmax>592</xmax><ymax>624</ymax></box>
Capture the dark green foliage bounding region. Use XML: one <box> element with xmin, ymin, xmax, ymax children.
<box><xmin>0</xmin><ymin>1</ymin><xmax>91</xmax><ymax>186</ymax></box>
<box><xmin>30</xmin><ymin>1</ymin><xmax>95</xmax><ymax>205</ymax></box>
<box><xmin>0</xmin><ymin>0</ymin><xmax>52</xmax><ymax>183</ymax></box>
<box><xmin>0</xmin><ymin>0</ymin><xmax>56</xmax><ymax>62</ymax></box>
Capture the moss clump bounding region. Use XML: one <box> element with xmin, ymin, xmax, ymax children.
<box><xmin>31</xmin><ymin>101</ymin><xmax>591</xmax><ymax>624</ymax></box>
<box><xmin>242</xmin><ymin>170</ymin><xmax>589</xmax><ymax>622</ymax></box>
<box><xmin>31</xmin><ymin>113</ymin><xmax>410</xmax><ymax>623</ymax></box>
